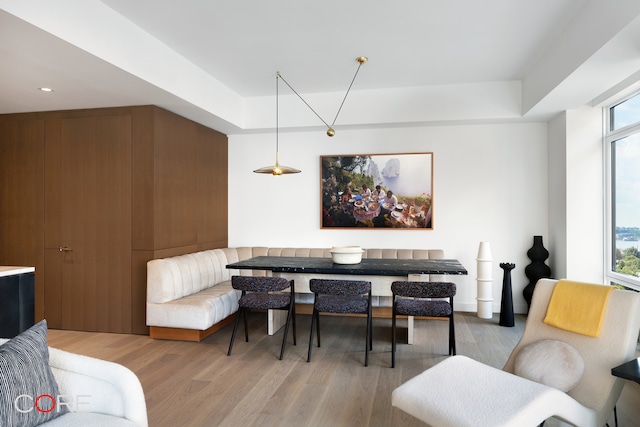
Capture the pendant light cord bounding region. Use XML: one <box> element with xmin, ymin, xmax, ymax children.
<box><xmin>276</xmin><ymin>72</ymin><xmax>280</xmax><ymax>156</ymax></box>
<box><xmin>331</xmin><ymin>60</ymin><xmax>363</xmax><ymax>127</ymax></box>
<box><xmin>277</xmin><ymin>58</ymin><xmax>365</xmax><ymax>131</ymax></box>
<box><xmin>278</xmin><ymin>73</ymin><xmax>331</xmax><ymax>129</ymax></box>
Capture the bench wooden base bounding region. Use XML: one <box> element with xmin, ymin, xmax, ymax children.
<box><xmin>149</xmin><ymin>314</ymin><xmax>237</xmax><ymax>342</ymax></box>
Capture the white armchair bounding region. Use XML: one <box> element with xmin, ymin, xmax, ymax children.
<box><xmin>0</xmin><ymin>338</ymin><xmax>148</xmax><ymax>427</ymax></box>
<box><xmin>392</xmin><ymin>279</ymin><xmax>640</xmax><ymax>427</ymax></box>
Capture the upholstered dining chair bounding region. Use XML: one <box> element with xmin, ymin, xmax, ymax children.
<box><xmin>227</xmin><ymin>276</ymin><xmax>296</xmax><ymax>360</ymax></box>
<box><xmin>307</xmin><ymin>278</ymin><xmax>373</xmax><ymax>366</ymax></box>
<box><xmin>391</xmin><ymin>281</ymin><xmax>456</xmax><ymax>368</ymax></box>
<box><xmin>392</xmin><ymin>278</ymin><xmax>640</xmax><ymax>427</ymax></box>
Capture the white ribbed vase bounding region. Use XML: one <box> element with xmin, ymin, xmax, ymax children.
<box><xmin>476</xmin><ymin>241</ymin><xmax>493</xmax><ymax>319</ymax></box>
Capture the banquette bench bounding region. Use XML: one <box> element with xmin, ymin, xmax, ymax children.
<box><xmin>146</xmin><ymin>247</ymin><xmax>445</xmax><ymax>341</ymax></box>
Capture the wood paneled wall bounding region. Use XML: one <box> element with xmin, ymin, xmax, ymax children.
<box><xmin>0</xmin><ymin>106</ymin><xmax>228</xmax><ymax>334</ymax></box>
<box><xmin>0</xmin><ymin>115</ymin><xmax>46</xmax><ymax>321</ymax></box>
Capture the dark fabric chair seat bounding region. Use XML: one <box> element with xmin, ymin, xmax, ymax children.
<box><xmin>307</xmin><ymin>278</ymin><xmax>372</xmax><ymax>366</ymax></box>
<box><xmin>391</xmin><ymin>281</ymin><xmax>456</xmax><ymax>368</ymax></box>
<box><xmin>227</xmin><ymin>276</ymin><xmax>296</xmax><ymax>360</ymax></box>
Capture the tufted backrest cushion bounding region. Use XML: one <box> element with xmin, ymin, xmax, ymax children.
<box><xmin>265</xmin><ymin>247</ymin><xmax>333</xmax><ymax>258</ymax></box>
<box><xmin>147</xmin><ymin>249</ymin><xmax>231</xmax><ymax>304</ymax></box>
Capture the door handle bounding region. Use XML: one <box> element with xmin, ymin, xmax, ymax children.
<box><xmin>59</xmin><ymin>246</ymin><xmax>73</xmax><ymax>252</ymax></box>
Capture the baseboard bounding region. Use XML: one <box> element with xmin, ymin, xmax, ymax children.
<box><xmin>149</xmin><ymin>313</ymin><xmax>237</xmax><ymax>342</ymax></box>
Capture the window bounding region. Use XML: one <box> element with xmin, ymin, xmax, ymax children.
<box><xmin>605</xmin><ymin>91</ymin><xmax>640</xmax><ymax>291</ymax></box>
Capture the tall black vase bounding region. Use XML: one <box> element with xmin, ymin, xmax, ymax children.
<box><xmin>523</xmin><ymin>235</ymin><xmax>551</xmax><ymax>311</ymax></box>
<box><xmin>499</xmin><ymin>263</ymin><xmax>515</xmax><ymax>327</ymax></box>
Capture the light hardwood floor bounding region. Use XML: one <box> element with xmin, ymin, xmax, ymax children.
<box><xmin>46</xmin><ymin>312</ymin><xmax>639</xmax><ymax>427</ymax></box>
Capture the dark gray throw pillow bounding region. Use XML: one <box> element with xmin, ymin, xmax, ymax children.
<box><xmin>0</xmin><ymin>320</ymin><xmax>68</xmax><ymax>427</ymax></box>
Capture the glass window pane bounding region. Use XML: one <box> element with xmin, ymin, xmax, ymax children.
<box><xmin>611</xmin><ymin>93</ymin><xmax>640</xmax><ymax>130</ymax></box>
<box><xmin>612</xmin><ymin>134</ymin><xmax>640</xmax><ymax>281</ymax></box>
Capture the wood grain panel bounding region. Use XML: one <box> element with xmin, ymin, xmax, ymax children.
<box><xmin>196</xmin><ymin>123</ymin><xmax>228</xmax><ymax>246</ymax></box>
<box><xmin>59</xmin><ymin>114</ymin><xmax>132</xmax><ymax>333</ymax></box>
<box><xmin>44</xmin><ymin>114</ymin><xmax>62</xmax><ymax>249</ymax></box>
<box><xmin>131</xmin><ymin>106</ymin><xmax>155</xmax><ymax>250</ymax></box>
<box><xmin>153</xmin><ymin>108</ymin><xmax>198</xmax><ymax>249</ymax></box>
<box><xmin>3</xmin><ymin>105</ymin><xmax>230</xmax><ymax>335</ymax></box>
<box><xmin>0</xmin><ymin>115</ymin><xmax>46</xmax><ymax>320</ymax></box>
<box><xmin>43</xmin><ymin>248</ymin><xmax>62</xmax><ymax>328</ymax></box>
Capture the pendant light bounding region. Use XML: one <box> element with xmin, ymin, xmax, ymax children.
<box><xmin>254</xmin><ymin>56</ymin><xmax>368</xmax><ymax>175</ymax></box>
<box><xmin>253</xmin><ymin>72</ymin><xmax>301</xmax><ymax>175</ymax></box>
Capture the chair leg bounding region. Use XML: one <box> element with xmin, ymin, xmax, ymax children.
<box><xmin>368</xmin><ymin>306</ymin><xmax>373</xmax><ymax>351</ymax></box>
<box><xmin>291</xmin><ymin>300</ymin><xmax>297</xmax><ymax>346</ymax></box>
<box><xmin>365</xmin><ymin>307</ymin><xmax>371</xmax><ymax>367</ymax></box>
<box><xmin>243</xmin><ymin>307</ymin><xmax>249</xmax><ymax>342</ymax></box>
<box><xmin>449</xmin><ymin>314</ymin><xmax>456</xmax><ymax>356</ymax></box>
<box><xmin>227</xmin><ymin>307</ymin><xmax>243</xmax><ymax>356</ymax></box>
<box><xmin>315</xmin><ymin>310</ymin><xmax>321</xmax><ymax>348</ymax></box>
<box><xmin>391</xmin><ymin>305</ymin><xmax>397</xmax><ymax>368</ymax></box>
<box><xmin>279</xmin><ymin>305</ymin><xmax>293</xmax><ymax>361</ymax></box>
<box><xmin>307</xmin><ymin>308</ymin><xmax>317</xmax><ymax>363</ymax></box>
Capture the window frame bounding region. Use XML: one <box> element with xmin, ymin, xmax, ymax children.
<box><xmin>604</xmin><ymin>90</ymin><xmax>640</xmax><ymax>291</ymax></box>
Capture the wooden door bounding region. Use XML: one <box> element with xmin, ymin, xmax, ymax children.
<box><xmin>47</xmin><ymin>113</ymin><xmax>132</xmax><ymax>332</ymax></box>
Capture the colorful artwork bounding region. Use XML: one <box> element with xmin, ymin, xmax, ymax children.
<box><xmin>321</xmin><ymin>153</ymin><xmax>433</xmax><ymax>229</ymax></box>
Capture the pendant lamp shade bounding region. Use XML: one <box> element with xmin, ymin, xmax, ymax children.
<box><xmin>252</xmin><ymin>153</ymin><xmax>301</xmax><ymax>175</ymax></box>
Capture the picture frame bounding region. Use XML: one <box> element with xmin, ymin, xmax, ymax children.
<box><xmin>320</xmin><ymin>152</ymin><xmax>433</xmax><ymax>229</ymax></box>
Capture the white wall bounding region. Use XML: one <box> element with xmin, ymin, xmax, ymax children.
<box><xmin>229</xmin><ymin>122</ymin><xmax>549</xmax><ymax>314</ymax></box>
<box><xmin>548</xmin><ymin>113</ymin><xmax>568</xmax><ymax>278</ymax></box>
<box><xmin>565</xmin><ymin>108</ymin><xmax>605</xmax><ymax>281</ymax></box>
<box><xmin>547</xmin><ymin>108</ymin><xmax>605</xmax><ymax>283</ymax></box>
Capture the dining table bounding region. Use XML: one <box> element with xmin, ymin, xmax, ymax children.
<box><xmin>226</xmin><ymin>255</ymin><xmax>467</xmax><ymax>342</ymax></box>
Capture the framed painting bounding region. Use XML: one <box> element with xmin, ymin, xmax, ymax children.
<box><xmin>320</xmin><ymin>152</ymin><xmax>433</xmax><ymax>229</ymax></box>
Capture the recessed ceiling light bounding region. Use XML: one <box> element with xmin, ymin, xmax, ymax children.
<box><xmin>39</xmin><ymin>87</ymin><xmax>54</xmax><ymax>92</ymax></box>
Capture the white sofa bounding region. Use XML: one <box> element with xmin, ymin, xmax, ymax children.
<box><xmin>0</xmin><ymin>338</ymin><xmax>148</xmax><ymax>427</ymax></box>
<box><xmin>146</xmin><ymin>247</ymin><xmax>445</xmax><ymax>341</ymax></box>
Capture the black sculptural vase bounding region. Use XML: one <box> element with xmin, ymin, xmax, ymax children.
<box><xmin>499</xmin><ymin>263</ymin><xmax>516</xmax><ymax>327</ymax></box>
<box><xmin>523</xmin><ymin>235</ymin><xmax>551</xmax><ymax>311</ymax></box>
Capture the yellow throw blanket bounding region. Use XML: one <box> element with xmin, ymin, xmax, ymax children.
<box><xmin>543</xmin><ymin>280</ymin><xmax>614</xmax><ymax>337</ymax></box>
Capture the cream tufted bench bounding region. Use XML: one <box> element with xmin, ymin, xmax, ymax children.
<box><xmin>146</xmin><ymin>247</ymin><xmax>445</xmax><ymax>341</ymax></box>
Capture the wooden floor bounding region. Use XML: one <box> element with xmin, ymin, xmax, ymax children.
<box><xmin>46</xmin><ymin>312</ymin><xmax>640</xmax><ymax>427</ymax></box>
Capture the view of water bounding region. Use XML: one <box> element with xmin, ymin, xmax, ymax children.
<box><xmin>616</xmin><ymin>240</ymin><xmax>639</xmax><ymax>251</ymax></box>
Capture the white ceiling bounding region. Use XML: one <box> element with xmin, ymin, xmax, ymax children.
<box><xmin>100</xmin><ymin>0</ymin><xmax>585</xmax><ymax>96</ymax></box>
<box><xmin>1</xmin><ymin>0</ymin><xmax>640</xmax><ymax>135</ymax></box>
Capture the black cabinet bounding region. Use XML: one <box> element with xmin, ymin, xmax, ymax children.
<box><xmin>0</xmin><ymin>271</ymin><xmax>35</xmax><ymax>338</ymax></box>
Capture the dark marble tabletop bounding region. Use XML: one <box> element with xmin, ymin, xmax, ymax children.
<box><xmin>226</xmin><ymin>256</ymin><xmax>468</xmax><ymax>276</ymax></box>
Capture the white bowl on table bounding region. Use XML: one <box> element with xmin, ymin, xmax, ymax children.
<box><xmin>330</xmin><ymin>246</ymin><xmax>364</xmax><ymax>264</ymax></box>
